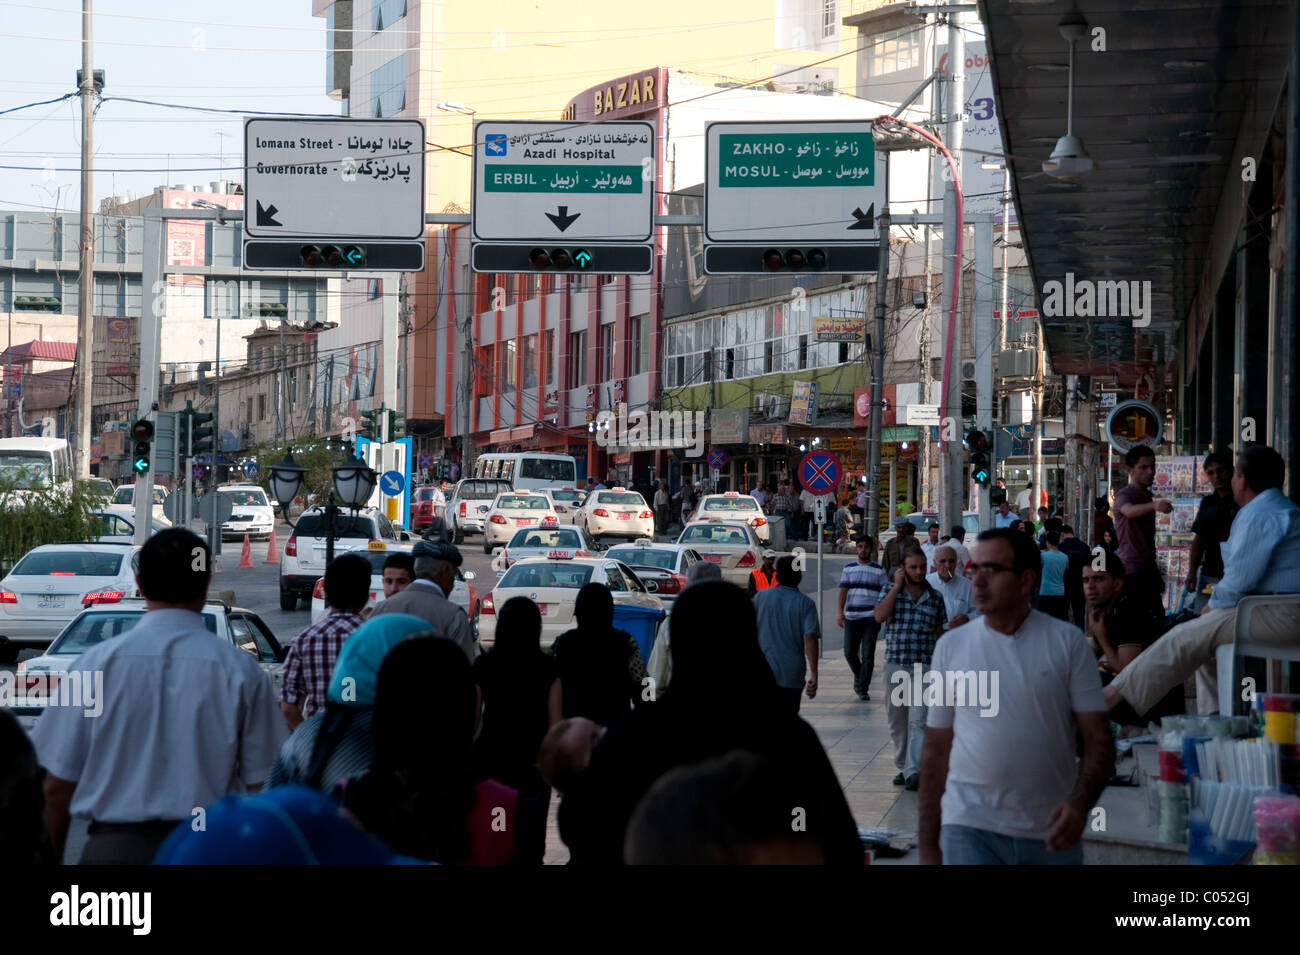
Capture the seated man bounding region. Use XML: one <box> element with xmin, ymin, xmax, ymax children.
<box><xmin>1103</xmin><ymin>444</ymin><xmax>1300</xmax><ymax>716</ymax></box>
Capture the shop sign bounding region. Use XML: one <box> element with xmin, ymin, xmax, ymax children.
<box><xmin>748</xmin><ymin>424</ymin><xmax>787</xmax><ymax>445</ymax></box>
<box><xmin>814</xmin><ymin>315</ymin><xmax>865</xmax><ymax>343</ymax></box>
<box><xmin>828</xmin><ymin>437</ymin><xmax>856</xmax><ymax>451</ymax></box>
<box><xmin>710</xmin><ymin>407</ymin><xmax>749</xmax><ymax>444</ymax></box>
<box><xmin>789</xmin><ymin>380</ymin><xmax>819</xmax><ymax>425</ymax></box>
<box><xmin>1105</xmin><ymin>400</ymin><xmax>1162</xmax><ymax>452</ymax></box>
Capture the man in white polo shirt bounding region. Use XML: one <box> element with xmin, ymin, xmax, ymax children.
<box><xmin>925</xmin><ymin>545</ymin><xmax>977</xmax><ymax>631</ymax></box>
<box><xmin>33</xmin><ymin>528</ymin><xmax>285</xmax><ymax>864</ymax></box>
<box><xmin>918</xmin><ymin>528</ymin><xmax>1114</xmax><ymax>865</ymax></box>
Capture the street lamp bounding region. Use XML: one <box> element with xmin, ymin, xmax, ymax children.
<box><xmin>268</xmin><ymin>451</ymin><xmax>307</xmax><ymax>526</ymax></box>
<box><xmin>318</xmin><ymin>460</ymin><xmax>378</xmax><ymax>565</ymax></box>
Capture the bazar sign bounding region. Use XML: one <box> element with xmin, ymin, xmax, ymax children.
<box><xmin>562</xmin><ymin>68</ymin><xmax>666</xmax><ymax>122</ymax></box>
<box><xmin>814</xmin><ymin>315</ymin><xmax>865</xmax><ymax>343</ymax></box>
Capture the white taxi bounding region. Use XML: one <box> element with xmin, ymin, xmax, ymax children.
<box><xmin>482</xmin><ymin>490</ymin><xmax>561</xmax><ymax>553</ymax></box>
<box><xmin>689</xmin><ymin>491</ymin><xmax>770</xmax><ymax>543</ymax></box>
<box><xmin>576</xmin><ymin>487</ymin><xmax>654</xmax><ymax>542</ymax></box>
<box><xmin>477</xmin><ymin>554</ymin><xmax>661</xmax><ymax>649</ymax></box>
<box><xmin>675</xmin><ymin>520</ymin><xmax>765</xmax><ymax>587</ymax></box>
<box><xmin>534</xmin><ymin>486</ymin><xmax>587</xmax><ymax>524</ymax></box>
<box><xmin>308</xmin><ymin>542</ymin><xmax>480</xmax><ymax>625</ymax></box>
<box><xmin>493</xmin><ymin>523</ymin><xmax>600</xmax><ymax>575</ymax></box>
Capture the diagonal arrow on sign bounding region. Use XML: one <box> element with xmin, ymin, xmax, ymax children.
<box><xmin>545</xmin><ymin>205</ymin><xmax>581</xmax><ymax>231</ymax></box>
<box><xmin>847</xmin><ymin>203</ymin><xmax>875</xmax><ymax>230</ymax></box>
<box><xmin>256</xmin><ymin>201</ymin><xmax>282</xmax><ymax>227</ymax></box>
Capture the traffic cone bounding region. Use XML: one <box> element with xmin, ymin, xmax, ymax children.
<box><xmin>265</xmin><ymin>528</ymin><xmax>280</xmax><ymax>564</ymax></box>
<box><xmin>239</xmin><ymin>534</ymin><xmax>254</xmax><ymax>569</ymax></box>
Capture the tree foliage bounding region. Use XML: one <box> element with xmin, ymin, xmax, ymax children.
<box><xmin>0</xmin><ymin>477</ymin><xmax>104</xmax><ymax>575</ymax></box>
<box><xmin>246</xmin><ymin>434</ymin><xmax>358</xmax><ymax>518</ymax></box>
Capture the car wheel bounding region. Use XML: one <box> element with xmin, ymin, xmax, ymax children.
<box><xmin>453</xmin><ymin>523</ymin><xmax>464</xmax><ymax>545</ymax></box>
<box><xmin>483</xmin><ymin>537</ymin><xmax>492</xmax><ymax>555</ymax></box>
<box><xmin>279</xmin><ymin>588</ymin><xmax>296</xmax><ymax>611</ymax></box>
<box><xmin>297</xmin><ymin>594</ymin><xmax>311</xmax><ymax>610</ymax></box>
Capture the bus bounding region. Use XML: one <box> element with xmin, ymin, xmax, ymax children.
<box><xmin>0</xmin><ymin>436</ymin><xmax>73</xmax><ymax>490</ymax></box>
<box><xmin>471</xmin><ymin>452</ymin><xmax>577</xmax><ymax>491</ymax></box>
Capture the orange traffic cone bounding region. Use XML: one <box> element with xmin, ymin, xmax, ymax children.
<box><xmin>265</xmin><ymin>528</ymin><xmax>280</xmax><ymax>564</ymax></box>
<box><xmin>239</xmin><ymin>534</ymin><xmax>254</xmax><ymax>569</ymax></box>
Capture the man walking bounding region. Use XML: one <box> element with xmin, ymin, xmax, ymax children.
<box><xmin>33</xmin><ymin>528</ymin><xmax>286</xmax><ymax>864</ymax></box>
<box><xmin>1037</xmin><ymin>531</ymin><xmax>1071</xmax><ymax>621</ymax></box>
<box><xmin>919</xmin><ymin>529</ymin><xmax>1114</xmax><ymax>865</ymax></box>
<box><xmin>1057</xmin><ymin>525</ymin><xmax>1092</xmax><ymax>625</ymax></box>
<box><xmin>653</xmin><ymin>481</ymin><xmax>669</xmax><ymax>537</ymax></box>
<box><xmin>926</xmin><ymin>546</ymin><xmax>976</xmax><ymax>631</ymax></box>
<box><xmin>920</xmin><ymin>523</ymin><xmax>942</xmax><ymax>572</ymax></box>
<box><xmin>839</xmin><ymin>536</ymin><xmax>887</xmax><ymax>700</ymax></box>
<box><xmin>875</xmin><ymin>547</ymin><xmax>948</xmax><ymax>790</ymax></box>
<box><xmin>680</xmin><ymin>480</ymin><xmax>697</xmax><ymax>526</ymax></box>
<box><xmin>370</xmin><ymin>539</ymin><xmax>477</xmax><ymax>662</ymax></box>
<box><xmin>279</xmin><ymin>552</ymin><xmax>371</xmax><ymax>730</ymax></box>
<box><xmin>754</xmin><ymin>556</ymin><xmax>821</xmax><ymax>713</ymax></box>
<box><xmin>993</xmin><ymin>499</ymin><xmax>1018</xmax><ymax>529</ymax></box>
<box><xmin>1185</xmin><ymin>450</ymin><xmax>1238</xmax><ymax>612</ymax></box>
<box><xmin>945</xmin><ymin>525</ymin><xmax>972</xmax><ymax>570</ymax></box>
<box><xmin>771</xmin><ymin>481</ymin><xmax>796</xmax><ymax>536</ymax></box>
<box><xmin>881</xmin><ymin>520</ymin><xmax>916</xmax><ymax>578</ymax></box>
<box><xmin>1104</xmin><ymin>444</ymin><xmax>1300</xmax><ymax>715</ymax></box>
<box><xmin>1114</xmin><ymin>445</ymin><xmax>1174</xmax><ymax>618</ymax></box>
<box><xmin>747</xmin><ymin>549</ymin><xmax>778</xmax><ymax>597</ymax></box>
<box><xmin>798</xmin><ymin>483</ymin><xmax>819</xmax><ymax>541</ymax></box>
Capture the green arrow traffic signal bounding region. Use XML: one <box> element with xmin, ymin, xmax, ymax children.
<box><xmin>130</xmin><ymin>418</ymin><xmax>154</xmax><ymax>474</ymax></box>
<box><xmin>573</xmin><ymin>250</ymin><xmax>592</xmax><ymax>269</ymax></box>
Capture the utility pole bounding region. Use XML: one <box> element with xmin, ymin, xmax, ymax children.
<box><xmin>941</xmin><ymin>11</ymin><xmax>966</xmax><ymax>530</ymax></box>
<box><xmin>1000</xmin><ymin>165</ymin><xmax>1010</xmax><ymax>352</ymax></box>
<box><xmin>866</xmin><ymin>212</ymin><xmax>890</xmax><ymax>536</ymax></box>
<box><xmin>74</xmin><ymin>0</ymin><xmax>95</xmax><ymax>479</ymax></box>
<box><xmin>1032</xmin><ymin>319</ymin><xmax>1045</xmax><ymax>516</ymax></box>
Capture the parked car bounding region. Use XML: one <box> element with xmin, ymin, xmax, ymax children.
<box><xmin>85</xmin><ymin>478</ymin><xmax>114</xmax><ymax>500</ymax></box>
<box><xmin>477</xmin><ymin>555</ymin><xmax>660</xmax><ymax>649</ymax></box>
<box><xmin>6</xmin><ymin>599</ymin><xmax>285</xmax><ymax>733</ymax></box>
<box><xmin>0</xmin><ymin>542</ymin><xmax>141</xmax><ymax>663</ymax></box>
<box><xmin>308</xmin><ymin>541</ymin><xmax>479</xmax><ymax>625</ymax></box>
<box><xmin>446</xmin><ymin>478</ymin><xmax>514</xmax><ymax>543</ymax></box>
<box><xmin>279</xmin><ymin>506</ymin><xmax>404</xmax><ymax>610</ymax></box>
<box><xmin>216</xmin><ymin>484</ymin><xmax>276</xmax><ymax>541</ymax></box>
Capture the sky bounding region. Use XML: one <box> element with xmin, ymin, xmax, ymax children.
<box><xmin>0</xmin><ymin>0</ymin><xmax>340</xmax><ymax>215</ymax></box>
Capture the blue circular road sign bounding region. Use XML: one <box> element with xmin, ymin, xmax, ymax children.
<box><xmin>707</xmin><ymin>448</ymin><xmax>729</xmax><ymax>469</ymax></box>
<box><xmin>380</xmin><ymin>470</ymin><xmax>406</xmax><ymax>496</ymax></box>
<box><xmin>799</xmin><ymin>450</ymin><xmax>841</xmax><ymax>496</ymax></box>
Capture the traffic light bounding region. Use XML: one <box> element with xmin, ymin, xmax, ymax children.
<box><xmin>472</xmin><ymin>244</ymin><xmax>652</xmax><ymax>275</ymax></box>
<box><xmin>191</xmin><ymin>409</ymin><xmax>214</xmax><ymax>456</ymax></box>
<box><xmin>526</xmin><ymin>247</ymin><xmax>593</xmax><ymax>271</ymax></box>
<box><xmin>359</xmin><ymin>408</ymin><xmax>380</xmax><ymax>441</ymax></box>
<box><xmin>298</xmin><ymin>244</ymin><xmax>366</xmax><ymax>268</ymax></box>
<box><xmin>965</xmin><ymin>428</ymin><xmax>991</xmax><ymax>486</ymax></box>
<box><xmin>130</xmin><ymin>418</ymin><xmax>154</xmax><ymax>475</ymax></box>
<box><xmin>387</xmin><ymin>409</ymin><xmax>405</xmax><ymax>438</ymax></box>
<box><xmin>761</xmin><ymin>248</ymin><xmax>828</xmax><ymax>272</ymax></box>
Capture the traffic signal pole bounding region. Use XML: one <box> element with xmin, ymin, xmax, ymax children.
<box><xmin>865</xmin><ymin>211</ymin><xmax>890</xmax><ymax>538</ymax></box>
<box><xmin>974</xmin><ymin>216</ymin><xmax>994</xmax><ymax>531</ymax></box>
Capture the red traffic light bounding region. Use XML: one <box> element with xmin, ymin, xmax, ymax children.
<box><xmin>130</xmin><ymin>418</ymin><xmax>154</xmax><ymax>442</ymax></box>
<box><xmin>300</xmin><ymin>245</ymin><xmax>323</xmax><ymax>267</ymax></box>
<box><xmin>762</xmin><ymin>249</ymin><xmax>784</xmax><ymax>270</ymax></box>
<box><xmin>529</xmin><ymin>248</ymin><xmax>552</xmax><ymax>269</ymax></box>
<box><xmin>551</xmin><ymin>248</ymin><xmax>574</xmax><ymax>269</ymax></box>
<box><xmin>784</xmin><ymin>249</ymin><xmax>807</xmax><ymax>270</ymax></box>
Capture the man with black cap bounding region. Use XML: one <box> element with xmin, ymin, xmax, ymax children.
<box><xmin>370</xmin><ymin>539</ymin><xmax>477</xmax><ymax>662</ymax></box>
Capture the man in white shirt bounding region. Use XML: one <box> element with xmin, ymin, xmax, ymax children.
<box><xmin>944</xmin><ymin>526</ymin><xmax>972</xmax><ymax>571</ymax></box>
<box><xmin>798</xmin><ymin>485</ymin><xmax>819</xmax><ymax>541</ymax></box>
<box><xmin>920</xmin><ymin>524</ymin><xmax>942</xmax><ymax>572</ymax></box>
<box><xmin>34</xmin><ymin>528</ymin><xmax>286</xmax><ymax>865</ymax></box>
<box><xmin>926</xmin><ymin>546</ymin><xmax>977</xmax><ymax>629</ymax></box>
<box><xmin>919</xmin><ymin>528</ymin><xmax>1114</xmax><ymax>865</ymax></box>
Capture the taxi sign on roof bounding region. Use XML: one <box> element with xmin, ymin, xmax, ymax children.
<box><xmin>547</xmin><ymin>550</ymin><xmax>573</xmax><ymax>559</ymax></box>
<box><xmin>611</xmin><ymin>486</ymin><xmax>626</xmax><ymax>492</ymax></box>
<box><xmin>367</xmin><ymin>541</ymin><xmax>387</xmax><ymax>550</ymax></box>
<box><xmin>724</xmin><ymin>491</ymin><xmax>739</xmax><ymax>497</ymax></box>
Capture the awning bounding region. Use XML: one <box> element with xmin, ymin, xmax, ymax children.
<box><xmin>489</xmin><ymin>424</ymin><xmax>536</xmax><ymax>444</ymax></box>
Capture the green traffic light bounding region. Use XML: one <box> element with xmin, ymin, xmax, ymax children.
<box><xmin>574</xmin><ymin>250</ymin><xmax>592</xmax><ymax>269</ymax></box>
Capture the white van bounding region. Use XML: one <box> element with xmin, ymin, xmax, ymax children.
<box><xmin>471</xmin><ymin>452</ymin><xmax>578</xmax><ymax>491</ymax></box>
<box><xmin>0</xmin><ymin>436</ymin><xmax>73</xmax><ymax>497</ymax></box>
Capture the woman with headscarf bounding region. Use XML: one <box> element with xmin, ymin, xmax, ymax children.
<box><xmin>471</xmin><ymin>596</ymin><xmax>558</xmax><ymax>864</ymax></box>
<box><xmin>554</xmin><ymin>580</ymin><xmax>863</xmax><ymax>865</ymax></box>
<box><xmin>267</xmin><ymin>613</ymin><xmax>431</xmax><ymax>793</ymax></box>
<box><xmin>340</xmin><ymin>636</ymin><xmax>518</xmax><ymax>865</ymax></box>
<box><xmin>550</xmin><ymin>583</ymin><xmax>644</xmax><ymax>729</ymax></box>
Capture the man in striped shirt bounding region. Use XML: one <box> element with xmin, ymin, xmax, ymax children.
<box><xmin>838</xmin><ymin>536</ymin><xmax>888</xmax><ymax>701</ymax></box>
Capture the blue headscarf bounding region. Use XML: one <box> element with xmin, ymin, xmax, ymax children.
<box><xmin>327</xmin><ymin>614</ymin><xmax>431</xmax><ymax>706</ymax></box>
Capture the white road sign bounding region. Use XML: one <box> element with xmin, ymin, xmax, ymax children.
<box><xmin>904</xmin><ymin>403</ymin><xmax>941</xmax><ymax>426</ymax></box>
<box><xmin>243</xmin><ymin>118</ymin><xmax>426</xmax><ymax>239</ymax></box>
<box><xmin>472</xmin><ymin>121</ymin><xmax>655</xmax><ymax>242</ymax></box>
<box><xmin>705</xmin><ymin>120</ymin><xmax>886</xmax><ymax>242</ymax></box>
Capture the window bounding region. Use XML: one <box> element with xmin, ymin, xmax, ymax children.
<box><xmin>11</xmin><ymin>550</ymin><xmax>124</xmax><ymax>575</ymax></box>
<box><xmin>245</xmin><ymin>398</ymin><xmax>253</xmax><ymax>425</ymax></box>
<box><xmin>601</xmin><ymin>324</ymin><xmax>614</xmax><ymax>380</ymax></box>
<box><xmin>821</xmin><ymin>0</ymin><xmax>837</xmax><ymax>39</ymax></box>
<box><xmin>367</xmin><ymin>278</ymin><xmax>382</xmax><ymax>300</ymax></box>
<box><xmin>544</xmin><ymin>329</ymin><xmax>555</xmax><ymax>385</ymax></box>
<box><xmin>288</xmin><ymin>369</ymin><xmax>298</xmax><ymax>407</ymax></box>
<box><xmin>368</xmin><ymin>54</ymin><xmax>406</xmax><ymax>117</ymax></box>
<box><xmin>522</xmin><ymin>335</ymin><xmax>538</xmax><ymax>389</ymax></box>
<box><xmin>631</xmin><ymin>314</ymin><xmax>649</xmax><ymax>375</ymax></box>
<box><xmin>504</xmin><ymin>340</ymin><xmax>517</xmax><ymax>389</ymax></box>
<box><xmin>373</xmin><ymin>0</ymin><xmax>406</xmax><ymax>32</ymax></box>
<box><xmin>258</xmin><ymin>394</ymin><xmax>267</xmax><ymax>421</ymax></box>
<box><xmin>520</xmin><ymin>458</ymin><xmax>576</xmax><ymax>483</ymax></box>
<box><xmin>569</xmin><ymin>330</ymin><xmax>587</xmax><ymax>388</ymax></box>
<box><xmin>868</xmin><ymin>27</ymin><xmax>922</xmax><ymax>76</ymax></box>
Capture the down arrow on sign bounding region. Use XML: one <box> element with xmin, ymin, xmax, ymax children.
<box><xmin>545</xmin><ymin>206</ymin><xmax>581</xmax><ymax>231</ymax></box>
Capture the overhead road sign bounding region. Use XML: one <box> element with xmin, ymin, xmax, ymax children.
<box><xmin>704</xmin><ymin>120</ymin><xmax>886</xmax><ymax>276</ymax></box>
<box><xmin>472</xmin><ymin>120</ymin><xmax>655</xmax><ymax>275</ymax></box>
<box><xmin>243</xmin><ymin>118</ymin><xmax>426</xmax><ymax>272</ymax></box>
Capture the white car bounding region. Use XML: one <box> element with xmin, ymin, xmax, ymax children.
<box><xmin>533</xmin><ymin>486</ymin><xmax>587</xmax><ymax>524</ymax></box>
<box><xmin>308</xmin><ymin>542</ymin><xmax>480</xmax><ymax>625</ymax></box>
<box><xmin>576</xmin><ymin>487</ymin><xmax>654</xmax><ymax>542</ymax></box>
<box><xmin>7</xmin><ymin>599</ymin><xmax>285</xmax><ymax>733</ymax></box>
<box><xmin>477</xmin><ymin>555</ymin><xmax>661</xmax><ymax>649</ymax></box>
<box><xmin>493</xmin><ymin>523</ymin><xmax>600</xmax><ymax>575</ymax></box>
<box><xmin>89</xmin><ymin>507</ymin><xmax>171</xmax><ymax>542</ymax></box>
<box><xmin>482</xmin><ymin>491</ymin><xmax>560</xmax><ymax>554</ymax></box>
<box><xmin>674</xmin><ymin>520</ymin><xmax>765</xmax><ymax>587</ymax></box>
<box><xmin>688</xmin><ymin>491</ymin><xmax>771</xmax><ymax>544</ymax></box>
<box><xmin>217</xmin><ymin>484</ymin><xmax>276</xmax><ymax>541</ymax></box>
<box><xmin>0</xmin><ymin>543</ymin><xmax>141</xmax><ymax>663</ymax></box>
<box><xmin>280</xmin><ymin>506</ymin><xmax>404</xmax><ymax>610</ymax></box>
<box><xmin>110</xmin><ymin>484</ymin><xmax>170</xmax><ymax>524</ymax></box>
<box><xmin>603</xmin><ymin>541</ymin><xmax>703</xmax><ymax>609</ymax></box>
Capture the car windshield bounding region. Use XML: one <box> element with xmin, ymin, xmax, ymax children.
<box><xmin>0</xmin><ymin>452</ymin><xmax>53</xmax><ymax>489</ymax></box>
<box><xmin>152</xmin><ymin>488</ymin><xmax>166</xmax><ymax>504</ymax></box>
<box><xmin>293</xmin><ymin>514</ymin><xmax>376</xmax><ymax>539</ymax></box>
<box><xmin>520</xmin><ymin>458</ymin><xmax>575</xmax><ymax>483</ymax></box>
<box><xmin>111</xmin><ymin>487</ymin><xmax>133</xmax><ymax>504</ymax></box>
<box><xmin>51</xmin><ymin>610</ymin><xmax>217</xmax><ymax>655</ymax></box>
<box><xmin>607</xmin><ymin>547</ymin><xmax>676</xmax><ymax>570</ymax></box>
<box><xmin>498</xmin><ymin>495</ymin><xmax>549</xmax><ymax>510</ymax></box>
<box><xmin>681</xmin><ymin>525</ymin><xmax>749</xmax><ymax>545</ymax></box>
<box><xmin>11</xmin><ymin>550</ymin><xmax>125</xmax><ymax>576</ymax></box>
<box><xmin>462</xmin><ymin>481</ymin><xmax>509</xmax><ymax>500</ymax></box>
<box><xmin>509</xmin><ymin>527</ymin><xmax>582</xmax><ymax>548</ymax></box>
<box><xmin>702</xmin><ymin>496</ymin><xmax>757</xmax><ymax>511</ymax></box>
<box><xmin>595</xmin><ymin>492</ymin><xmax>643</xmax><ymax>506</ymax></box>
<box><xmin>499</xmin><ymin>563</ymin><xmax>594</xmax><ymax>589</ymax></box>
<box><xmin>549</xmin><ymin>489</ymin><xmax>584</xmax><ymax>503</ymax></box>
<box><xmin>220</xmin><ymin>488</ymin><xmax>268</xmax><ymax>507</ymax></box>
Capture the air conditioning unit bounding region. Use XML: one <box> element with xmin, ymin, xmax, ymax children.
<box><xmin>997</xmin><ymin>349</ymin><xmax>1037</xmax><ymax>379</ymax></box>
<box><xmin>752</xmin><ymin>393</ymin><xmax>788</xmax><ymax>420</ymax></box>
<box><xmin>961</xmin><ymin>360</ymin><xmax>977</xmax><ymax>381</ymax></box>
